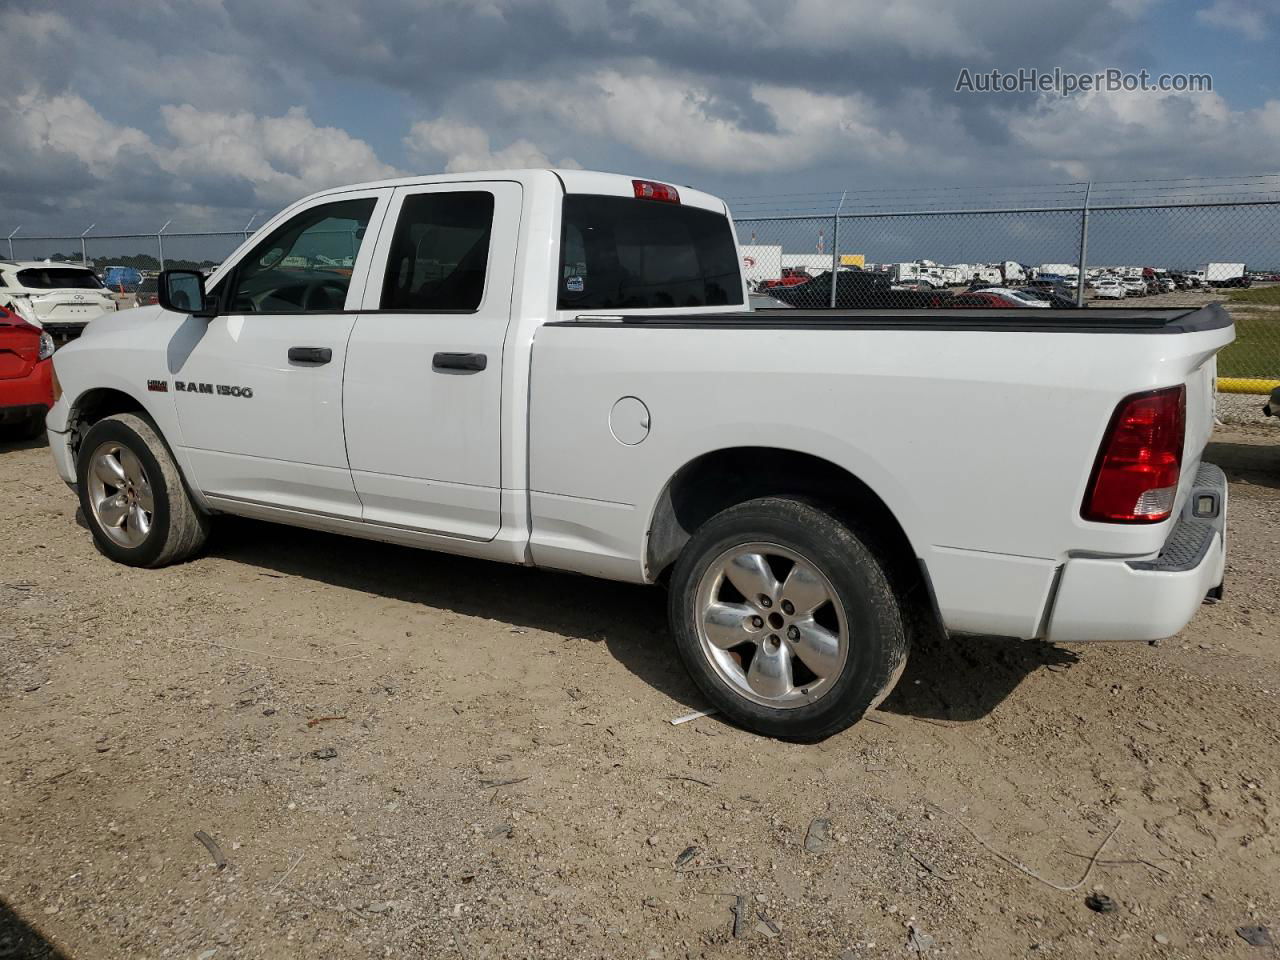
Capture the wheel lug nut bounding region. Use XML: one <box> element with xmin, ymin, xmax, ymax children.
<box><xmin>781</xmin><ymin>600</ymin><xmax>794</xmax><ymax>615</ymax></box>
<box><xmin>758</xmin><ymin>596</ymin><xmax>772</xmax><ymax>608</ymax></box>
<box><xmin>751</xmin><ymin>616</ymin><xmax>764</xmax><ymax>628</ymax></box>
<box><xmin>787</xmin><ymin>625</ymin><xmax>800</xmax><ymax>641</ymax></box>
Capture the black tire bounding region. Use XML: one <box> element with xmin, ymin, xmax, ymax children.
<box><xmin>668</xmin><ymin>497</ymin><xmax>907</xmax><ymax>740</ymax></box>
<box><xmin>75</xmin><ymin>413</ymin><xmax>209</xmax><ymax>567</ymax></box>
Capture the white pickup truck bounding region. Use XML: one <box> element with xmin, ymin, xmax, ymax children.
<box><xmin>45</xmin><ymin>169</ymin><xmax>1232</xmax><ymax>739</ymax></box>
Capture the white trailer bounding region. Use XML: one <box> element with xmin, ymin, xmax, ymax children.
<box><xmin>1000</xmin><ymin>261</ymin><xmax>1026</xmax><ymax>284</ymax></box>
<box><xmin>1203</xmin><ymin>262</ymin><xmax>1246</xmax><ymax>287</ymax></box>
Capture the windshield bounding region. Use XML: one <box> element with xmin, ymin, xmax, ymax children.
<box><xmin>558</xmin><ymin>195</ymin><xmax>743</xmax><ymax>310</ymax></box>
<box><xmin>16</xmin><ymin>267</ymin><xmax>104</xmax><ymax>290</ymax></box>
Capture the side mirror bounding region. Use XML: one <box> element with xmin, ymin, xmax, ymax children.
<box><xmin>158</xmin><ymin>270</ymin><xmax>214</xmax><ymax>318</ymax></box>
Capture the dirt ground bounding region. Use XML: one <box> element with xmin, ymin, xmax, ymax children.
<box><xmin>2</xmin><ymin>423</ymin><xmax>1278</xmax><ymax>960</ymax></box>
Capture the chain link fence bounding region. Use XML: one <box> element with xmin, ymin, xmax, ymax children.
<box><xmin>736</xmin><ymin>190</ymin><xmax>1280</xmax><ymax>385</ymax></box>
<box><xmin>5</xmin><ymin>231</ymin><xmax>249</xmax><ymax>275</ymax></box>
<box><xmin>5</xmin><ymin>181</ymin><xmax>1279</xmax><ymax>385</ymax></box>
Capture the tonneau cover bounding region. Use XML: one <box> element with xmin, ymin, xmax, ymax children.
<box><xmin>555</xmin><ymin>303</ymin><xmax>1232</xmax><ymax>335</ymax></box>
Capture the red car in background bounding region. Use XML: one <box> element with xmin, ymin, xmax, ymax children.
<box><xmin>946</xmin><ymin>292</ymin><xmax>1019</xmax><ymax>308</ymax></box>
<box><xmin>0</xmin><ymin>305</ymin><xmax>56</xmax><ymax>440</ymax></box>
<box><xmin>759</xmin><ymin>268</ymin><xmax>813</xmax><ymax>289</ymax></box>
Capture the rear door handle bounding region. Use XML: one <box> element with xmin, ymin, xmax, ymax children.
<box><xmin>288</xmin><ymin>346</ymin><xmax>332</xmax><ymax>365</ymax></box>
<box><xmin>432</xmin><ymin>352</ymin><xmax>487</xmax><ymax>372</ymax></box>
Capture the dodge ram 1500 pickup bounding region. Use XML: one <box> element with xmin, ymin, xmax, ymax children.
<box><xmin>45</xmin><ymin>169</ymin><xmax>1233</xmax><ymax>739</ymax></box>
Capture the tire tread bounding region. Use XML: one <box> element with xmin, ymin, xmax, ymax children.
<box><xmin>79</xmin><ymin>413</ymin><xmax>208</xmax><ymax>567</ymax></box>
<box><xmin>668</xmin><ymin>496</ymin><xmax>908</xmax><ymax>740</ymax></box>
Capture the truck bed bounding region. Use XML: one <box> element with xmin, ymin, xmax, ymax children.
<box><xmin>553</xmin><ymin>304</ymin><xmax>1232</xmax><ymax>335</ymax></box>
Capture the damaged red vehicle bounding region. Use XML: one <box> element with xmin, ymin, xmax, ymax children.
<box><xmin>0</xmin><ymin>305</ymin><xmax>55</xmax><ymax>440</ymax></box>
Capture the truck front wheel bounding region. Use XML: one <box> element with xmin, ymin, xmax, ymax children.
<box><xmin>668</xmin><ymin>497</ymin><xmax>908</xmax><ymax>740</ymax></box>
<box><xmin>75</xmin><ymin>413</ymin><xmax>209</xmax><ymax>568</ymax></box>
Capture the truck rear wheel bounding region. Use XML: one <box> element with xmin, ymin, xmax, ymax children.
<box><xmin>75</xmin><ymin>413</ymin><xmax>209</xmax><ymax>568</ymax></box>
<box><xmin>668</xmin><ymin>497</ymin><xmax>908</xmax><ymax>740</ymax></box>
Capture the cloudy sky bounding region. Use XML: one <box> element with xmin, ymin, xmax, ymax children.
<box><xmin>1</xmin><ymin>0</ymin><xmax>1278</xmax><ymax>236</ymax></box>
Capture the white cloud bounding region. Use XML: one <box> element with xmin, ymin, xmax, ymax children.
<box><xmin>403</xmin><ymin>119</ymin><xmax>578</xmax><ymax>172</ymax></box>
<box><xmin>494</xmin><ymin>67</ymin><xmax>909</xmax><ymax>174</ymax></box>
<box><xmin>0</xmin><ymin>88</ymin><xmax>402</xmax><ymax>228</ymax></box>
<box><xmin>1196</xmin><ymin>0</ymin><xmax>1269</xmax><ymax>38</ymax></box>
<box><xmin>1009</xmin><ymin>88</ymin><xmax>1280</xmax><ymax>180</ymax></box>
<box><xmin>9</xmin><ymin>90</ymin><xmax>152</xmax><ymax>178</ymax></box>
<box><xmin>159</xmin><ymin>105</ymin><xmax>402</xmax><ymax>199</ymax></box>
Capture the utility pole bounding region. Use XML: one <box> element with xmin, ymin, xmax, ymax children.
<box><xmin>5</xmin><ymin>226</ymin><xmax>20</xmax><ymax>260</ymax></box>
<box><xmin>1075</xmin><ymin>183</ymin><xmax>1092</xmax><ymax>308</ymax></box>
<box><xmin>830</xmin><ymin>190</ymin><xmax>847</xmax><ymax>308</ymax></box>
<box><xmin>80</xmin><ymin>224</ymin><xmax>96</xmax><ymax>267</ymax></box>
<box><xmin>157</xmin><ymin>220</ymin><xmax>172</xmax><ymax>271</ymax></box>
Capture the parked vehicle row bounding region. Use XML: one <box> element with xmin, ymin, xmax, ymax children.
<box><xmin>761</xmin><ymin>272</ymin><xmax>1087</xmax><ymax>309</ymax></box>
<box><xmin>749</xmin><ymin>262</ymin><xmax>1275</xmax><ymax>297</ymax></box>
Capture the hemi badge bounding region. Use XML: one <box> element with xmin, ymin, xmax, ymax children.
<box><xmin>147</xmin><ymin>379</ymin><xmax>169</xmax><ymax>392</ymax></box>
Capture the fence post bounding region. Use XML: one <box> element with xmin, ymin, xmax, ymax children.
<box><xmin>79</xmin><ymin>223</ymin><xmax>95</xmax><ymax>267</ymax></box>
<box><xmin>6</xmin><ymin>226</ymin><xmax>19</xmax><ymax>260</ymax></box>
<box><xmin>1075</xmin><ymin>182</ymin><xmax>1091</xmax><ymax>308</ymax></box>
<box><xmin>830</xmin><ymin>190</ymin><xmax>847</xmax><ymax>308</ymax></box>
<box><xmin>157</xmin><ymin>220</ymin><xmax>172</xmax><ymax>271</ymax></box>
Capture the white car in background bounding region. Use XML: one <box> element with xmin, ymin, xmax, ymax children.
<box><xmin>1093</xmin><ymin>279</ymin><xmax>1126</xmax><ymax>300</ymax></box>
<box><xmin>974</xmin><ymin>287</ymin><xmax>1050</xmax><ymax>308</ymax></box>
<box><xmin>0</xmin><ymin>261</ymin><xmax>118</xmax><ymax>344</ymax></box>
<box><xmin>1122</xmin><ymin>277</ymin><xmax>1147</xmax><ymax>297</ymax></box>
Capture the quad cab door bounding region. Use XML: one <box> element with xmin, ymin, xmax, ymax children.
<box><xmin>343</xmin><ymin>181</ymin><xmax>521</xmax><ymax>540</ymax></box>
<box><xmin>172</xmin><ymin>189</ymin><xmax>389</xmax><ymax>516</ymax></box>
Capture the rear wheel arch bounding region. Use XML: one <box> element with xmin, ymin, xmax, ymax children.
<box><xmin>645</xmin><ymin>446</ymin><xmax>940</xmax><ymax>627</ymax></box>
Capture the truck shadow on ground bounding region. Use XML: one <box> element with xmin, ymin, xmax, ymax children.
<box><xmin>1206</xmin><ymin>438</ymin><xmax>1280</xmax><ymax>490</ymax></box>
<box><xmin>211</xmin><ymin>517</ymin><xmax>1074</xmax><ymax>725</ymax></box>
<box><xmin>0</xmin><ymin>896</ymin><xmax>70</xmax><ymax>959</ymax></box>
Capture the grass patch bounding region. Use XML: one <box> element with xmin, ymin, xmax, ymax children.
<box><xmin>1219</xmin><ymin>309</ymin><xmax>1280</xmax><ymax>378</ymax></box>
<box><xmin>1228</xmin><ymin>285</ymin><xmax>1280</xmax><ymax>307</ymax></box>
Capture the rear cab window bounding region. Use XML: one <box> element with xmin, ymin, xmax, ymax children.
<box><xmin>558</xmin><ymin>195</ymin><xmax>743</xmax><ymax>310</ymax></box>
<box><xmin>16</xmin><ymin>268</ymin><xmax>104</xmax><ymax>290</ymax></box>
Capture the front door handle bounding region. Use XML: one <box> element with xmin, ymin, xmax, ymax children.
<box><xmin>288</xmin><ymin>346</ymin><xmax>332</xmax><ymax>365</ymax></box>
<box><xmin>432</xmin><ymin>352</ymin><xmax>487</xmax><ymax>372</ymax></box>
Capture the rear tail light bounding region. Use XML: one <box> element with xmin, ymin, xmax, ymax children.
<box><xmin>1082</xmin><ymin>385</ymin><xmax>1185</xmax><ymax>523</ymax></box>
<box><xmin>632</xmin><ymin>179</ymin><xmax>680</xmax><ymax>203</ymax></box>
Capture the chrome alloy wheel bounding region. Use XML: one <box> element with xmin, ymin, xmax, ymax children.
<box><xmin>693</xmin><ymin>542</ymin><xmax>849</xmax><ymax>709</ymax></box>
<box><xmin>85</xmin><ymin>441</ymin><xmax>155</xmax><ymax>548</ymax></box>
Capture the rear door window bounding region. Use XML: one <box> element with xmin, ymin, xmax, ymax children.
<box><xmin>380</xmin><ymin>191</ymin><xmax>495</xmax><ymax>312</ymax></box>
<box><xmin>558</xmin><ymin>195</ymin><xmax>743</xmax><ymax>309</ymax></box>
